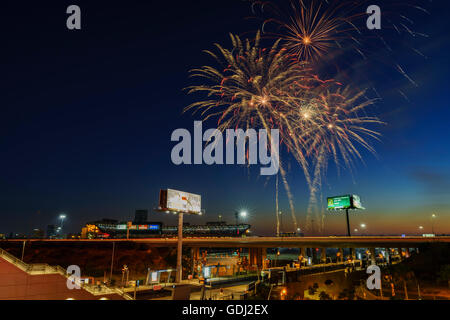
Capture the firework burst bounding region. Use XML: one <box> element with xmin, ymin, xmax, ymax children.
<box><xmin>185</xmin><ymin>30</ymin><xmax>384</xmax><ymax>234</ymax></box>
<box><xmin>252</xmin><ymin>0</ymin><xmax>430</xmax><ymax>101</ymax></box>
<box><xmin>283</xmin><ymin>84</ymin><xmax>384</xmax><ymax>231</ymax></box>
<box><xmin>185</xmin><ymin>31</ymin><xmax>314</xmax><ymax>232</ymax></box>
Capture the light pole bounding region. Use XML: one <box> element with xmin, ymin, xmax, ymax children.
<box><xmin>59</xmin><ymin>214</ymin><xmax>66</xmax><ymax>237</ymax></box>
<box><xmin>419</xmin><ymin>225</ymin><xmax>423</xmax><ymax>235</ymax></box>
<box><xmin>431</xmin><ymin>214</ymin><xmax>436</xmax><ymax>235</ymax></box>
<box><xmin>235</xmin><ymin>211</ymin><xmax>247</xmax><ymax>236</ymax></box>
<box><xmin>360</xmin><ymin>223</ymin><xmax>366</xmax><ymax>236</ymax></box>
<box><xmin>279</xmin><ymin>211</ymin><xmax>283</xmax><ymax>234</ymax></box>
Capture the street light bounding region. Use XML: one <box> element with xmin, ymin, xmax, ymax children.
<box><xmin>59</xmin><ymin>214</ymin><xmax>66</xmax><ymax>231</ymax></box>
<box><xmin>279</xmin><ymin>211</ymin><xmax>283</xmax><ymax>233</ymax></box>
<box><xmin>360</xmin><ymin>224</ymin><xmax>367</xmax><ymax>236</ymax></box>
<box><xmin>431</xmin><ymin>214</ymin><xmax>437</xmax><ymax>235</ymax></box>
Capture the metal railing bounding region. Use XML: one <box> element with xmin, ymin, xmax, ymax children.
<box><xmin>0</xmin><ymin>248</ymin><xmax>133</xmax><ymax>299</ymax></box>
<box><xmin>0</xmin><ymin>247</ymin><xmax>30</xmax><ymax>272</ymax></box>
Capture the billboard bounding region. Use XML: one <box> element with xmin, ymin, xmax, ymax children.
<box><xmin>159</xmin><ymin>189</ymin><xmax>201</xmax><ymax>214</ymax></box>
<box><xmin>327</xmin><ymin>195</ymin><xmax>364</xmax><ymax>210</ymax></box>
<box><xmin>327</xmin><ymin>195</ymin><xmax>352</xmax><ymax>210</ymax></box>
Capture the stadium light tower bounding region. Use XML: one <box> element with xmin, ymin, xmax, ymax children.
<box><xmin>431</xmin><ymin>214</ymin><xmax>437</xmax><ymax>234</ymax></box>
<box><xmin>235</xmin><ymin>211</ymin><xmax>247</xmax><ymax>236</ymax></box>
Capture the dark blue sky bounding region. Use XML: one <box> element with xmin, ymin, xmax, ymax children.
<box><xmin>1</xmin><ymin>0</ymin><xmax>450</xmax><ymax>236</ymax></box>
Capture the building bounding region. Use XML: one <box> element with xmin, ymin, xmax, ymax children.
<box><xmin>81</xmin><ymin>219</ymin><xmax>251</xmax><ymax>239</ymax></box>
<box><xmin>32</xmin><ymin>229</ymin><xmax>45</xmax><ymax>239</ymax></box>
<box><xmin>81</xmin><ymin>219</ymin><xmax>162</xmax><ymax>239</ymax></box>
<box><xmin>46</xmin><ymin>225</ymin><xmax>57</xmax><ymax>239</ymax></box>
<box><xmin>134</xmin><ymin>209</ymin><xmax>148</xmax><ymax>224</ymax></box>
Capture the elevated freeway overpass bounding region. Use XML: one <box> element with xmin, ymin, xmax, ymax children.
<box><xmin>4</xmin><ymin>236</ymin><xmax>449</xmax><ymax>248</ymax></box>
<box><xmin>3</xmin><ymin>236</ymin><xmax>448</xmax><ymax>274</ymax></box>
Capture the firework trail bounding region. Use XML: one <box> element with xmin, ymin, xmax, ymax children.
<box><xmin>291</xmin><ymin>85</ymin><xmax>384</xmax><ymax>232</ymax></box>
<box><xmin>185</xmin><ymin>29</ymin><xmax>384</xmax><ymax>235</ymax></box>
<box><xmin>251</xmin><ymin>0</ymin><xmax>430</xmax><ymax>101</ymax></box>
<box><xmin>247</xmin><ymin>0</ymin><xmax>426</xmax><ymax>233</ymax></box>
<box><xmin>185</xmin><ymin>31</ymin><xmax>316</xmax><ymax>232</ymax></box>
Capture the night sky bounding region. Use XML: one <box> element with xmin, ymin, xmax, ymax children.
<box><xmin>1</xmin><ymin>0</ymin><xmax>450</xmax><ymax>236</ymax></box>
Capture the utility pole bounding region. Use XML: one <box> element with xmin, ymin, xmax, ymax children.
<box><xmin>176</xmin><ymin>212</ymin><xmax>184</xmax><ymax>283</ymax></box>
<box><xmin>110</xmin><ymin>242</ymin><xmax>115</xmax><ymax>284</ymax></box>
<box><xmin>346</xmin><ymin>208</ymin><xmax>351</xmax><ymax>237</ymax></box>
<box><xmin>279</xmin><ymin>211</ymin><xmax>283</xmax><ymax>234</ymax></box>
<box><xmin>276</xmin><ymin>173</ymin><xmax>279</xmax><ymax>237</ymax></box>
<box><xmin>21</xmin><ymin>240</ymin><xmax>26</xmax><ymax>261</ymax></box>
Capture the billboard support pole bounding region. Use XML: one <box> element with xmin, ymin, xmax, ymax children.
<box><xmin>176</xmin><ymin>212</ymin><xmax>184</xmax><ymax>283</ymax></box>
<box><xmin>346</xmin><ymin>208</ymin><xmax>351</xmax><ymax>237</ymax></box>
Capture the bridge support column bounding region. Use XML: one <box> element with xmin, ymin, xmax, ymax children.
<box><xmin>351</xmin><ymin>247</ymin><xmax>356</xmax><ymax>261</ymax></box>
<box><xmin>385</xmin><ymin>248</ymin><xmax>390</xmax><ymax>264</ymax></box>
<box><xmin>249</xmin><ymin>248</ymin><xmax>256</xmax><ymax>266</ymax></box>
<box><xmin>249</xmin><ymin>248</ymin><xmax>265</xmax><ymax>268</ymax></box>
<box><xmin>261</xmin><ymin>248</ymin><xmax>267</xmax><ymax>269</ymax></box>
<box><xmin>398</xmin><ymin>248</ymin><xmax>404</xmax><ymax>260</ymax></box>
<box><xmin>321</xmin><ymin>248</ymin><xmax>327</xmax><ymax>263</ymax></box>
<box><xmin>300</xmin><ymin>247</ymin><xmax>307</xmax><ymax>264</ymax></box>
<box><xmin>338</xmin><ymin>248</ymin><xmax>344</xmax><ymax>263</ymax></box>
<box><xmin>312</xmin><ymin>248</ymin><xmax>317</xmax><ymax>263</ymax></box>
<box><xmin>191</xmin><ymin>247</ymin><xmax>200</xmax><ymax>276</ymax></box>
<box><xmin>369</xmin><ymin>248</ymin><xmax>376</xmax><ymax>265</ymax></box>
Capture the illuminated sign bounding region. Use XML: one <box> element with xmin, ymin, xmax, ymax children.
<box><xmin>203</xmin><ymin>266</ymin><xmax>211</xmax><ymax>279</ymax></box>
<box><xmin>327</xmin><ymin>195</ymin><xmax>351</xmax><ymax>210</ymax></box>
<box><xmin>116</xmin><ymin>224</ymin><xmax>127</xmax><ymax>230</ymax></box>
<box><xmin>148</xmin><ymin>225</ymin><xmax>159</xmax><ymax>230</ymax></box>
<box><xmin>327</xmin><ymin>195</ymin><xmax>364</xmax><ymax>210</ymax></box>
<box><xmin>159</xmin><ymin>189</ymin><xmax>201</xmax><ymax>214</ymax></box>
<box><xmin>138</xmin><ymin>225</ymin><xmax>147</xmax><ymax>230</ymax></box>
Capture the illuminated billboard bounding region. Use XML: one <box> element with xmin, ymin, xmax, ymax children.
<box><xmin>327</xmin><ymin>195</ymin><xmax>364</xmax><ymax>210</ymax></box>
<box><xmin>159</xmin><ymin>189</ymin><xmax>201</xmax><ymax>214</ymax></box>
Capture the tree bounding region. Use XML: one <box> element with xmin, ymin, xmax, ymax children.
<box><xmin>390</xmin><ymin>263</ymin><xmax>415</xmax><ymax>300</ymax></box>
<box><xmin>308</xmin><ymin>286</ymin><xmax>317</xmax><ymax>296</ymax></box>
<box><xmin>319</xmin><ymin>291</ymin><xmax>332</xmax><ymax>300</ymax></box>
<box><xmin>437</xmin><ymin>265</ymin><xmax>450</xmax><ymax>288</ymax></box>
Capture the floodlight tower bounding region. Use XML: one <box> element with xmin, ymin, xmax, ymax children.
<box><xmin>235</xmin><ymin>210</ymin><xmax>247</xmax><ymax>236</ymax></box>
